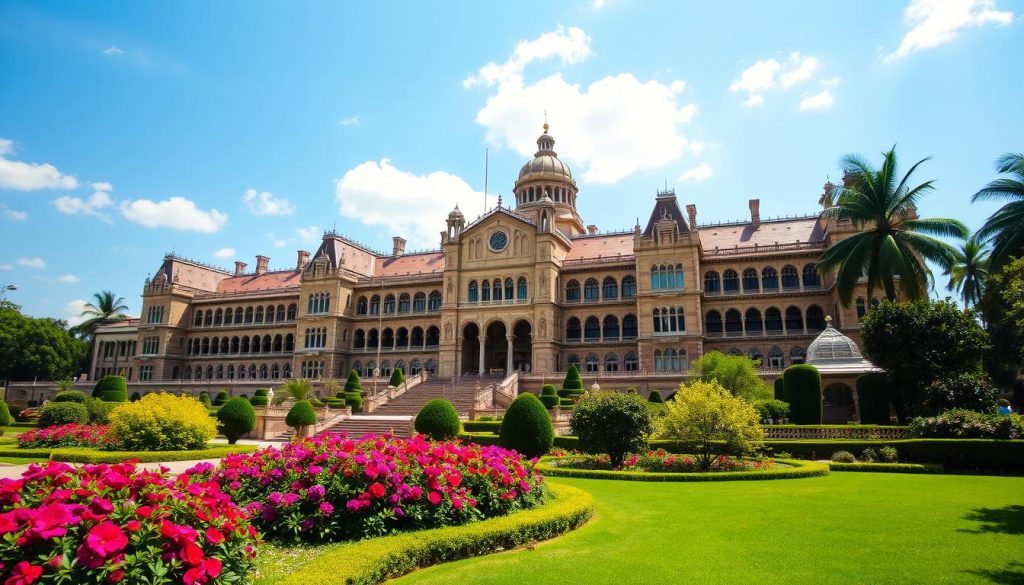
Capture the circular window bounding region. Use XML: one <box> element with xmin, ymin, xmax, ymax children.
<box><xmin>489</xmin><ymin>231</ymin><xmax>509</xmax><ymax>252</ymax></box>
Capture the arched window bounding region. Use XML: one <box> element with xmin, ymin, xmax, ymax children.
<box><xmin>369</xmin><ymin>295</ymin><xmax>380</xmax><ymax>315</ymax></box>
<box><xmin>231</xmin><ymin>336</ymin><xmax>239</xmax><ymax>353</ymax></box>
<box><xmin>201</xmin><ymin>338</ymin><xmax>210</xmax><ymax>354</ymax></box>
<box><xmin>271</xmin><ymin>364</ymin><xmax>280</xmax><ymax>379</ymax></box>
<box><xmin>742</xmin><ymin>268</ymin><xmax>759</xmax><ymax>292</ymax></box>
<box><xmin>235</xmin><ymin>306</ymin><xmax>245</xmax><ymax>324</ymax></box>
<box><xmin>425</xmin><ymin>359</ymin><xmax>438</xmax><ymax>375</ymax></box>
<box><xmin>705</xmin><ymin>310</ymin><xmax>723</xmax><ymax>335</ymax></box>
<box><xmin>202</xmin><ymin>310</ymin><xmax>212</xmax><ymax>326</ymax></box>
<box><xmin>517</xmin><ymin>277</ymin><xmax>528</xmax><ymax>300</ymax></box>
<box><xmin>382</xmin><ymin>328</ymin><xmax>394</xmax><ymax>349</ymax></box>
<box><xmin>806</xmin><ymin>305</ymin><xmax>826</xmax><ymax>331</ymax></box>
<box><xmin>651</xmin><ymin>265</ymin><xmax>660</xmax><ymax>290</ymax></box>
<box><xmin>367</xmin><ymin>329</ymin><xmax>379</xmax><ymax>348</ymax></box>
<box><xmin>567</xmin><ymin>354</ymin><xmax>580</xmax><ymax>368</ymax></box>
<box><xmin>245</xmin><ymin>307</ymin><xmax>254</xmax><ymax>323</ymax></box>
<box><xmin>194</xmin><ymin>311</ymin><xmax>203</xmax><ymax>327</ymax></box>
<box><xmin>565</xmin><ymin>280</ymin><xmax>580</xmax><ymax>302</ymax></box>
<box><xmin>409</xmin><ymin>359</ymin><xmax>422</xmax><ymax>374</ymax></box>
<box><xmin>383</xmin><ymin>294</ymin><xmax>396</xmax><ymax>314</ymax></box>
<box><xmin>624</xmin><ymin>352</ymin><xmax>639</xmax><ymax>371</ymax></box>
<box><xmin>602</xmin><ymin>277</ymin><xmax>618</xmax><ymax>300</ymax></box>
<box><xmin>791</xmin><ymin>346</ymin><xmax>806</xmax><ymax>365</ymax></box>
<box><xmin>604</xmin><ymin>353</ymin><xmax>619</xmax><ymax>372</ymax></box>
<box><xmin>723</xmin><ymin>270</ymin><xmax>739</xmax><ymax>293</ymax></box>
<box><xmin>265</xmin><ymin>305</ymin><xmax>275</xmax><ymax>323</ymax></box>
<box><xmin>249</xmin><ymin>364</ymin><xmax>257</xmax><ymax>379</ymax></box>
<box><xmin>492</xmin><ymin>279</ymin><xmax>503</xmax><ymax>301</ymax></box>
<box><xmin>413</xmin><ymin>292</ymin><xmax>427</xmax><ymax>312</ymax></box>
<box><xmin>704</xmin><ymin>271</ymin><xmax>721</xmax><ymax>293</ymax></box>
<box><xmin>504</xmin><ymin>278</ymin><xmax>513</xmax><ymax>301</ymax></box>
<box><xmin>307</xmin><ymin>294</ymin><xmax>315</xmax><ymax>315</ymax></box>
<box><xmin>856</xmin><ymin>297</ymin><xmax>867</xmax><ymax>319</ymax></box>
<box><xmin>357</xmin><ymin>296</ymin><xmax>368</xmax><ymax>315</ymax></box>
<box><xmin>725</xmin><ymin>309</ymin><xmax>743</xmax><ymax>335</ymax></box>
<box><xmin>768</xmin><ymin>347</ymin><xmax>785</xmax><ymax>368</ymax></box>
<box><xmin>354</xmin><ymin>329</ymin><xmax>365</xmax><ymax>349</ymax></box>
<box><xmin>585</xmin><ymin>353</ymin><xmax>599</xmax><ymax>372</ymax></box>
<box><xmin>287</xmin><ymin>304</ymin><xmax>297</xmax><ymax>320</ymax></box>
<box><xmin>745</xmin><ymin>308</ymin><xmax>763</xmax><ymax>334</ymax></box>
<box><xmin>622</xmin><ymin>314</ymin><xmax>638</xmax><ymax>338</ymax></box>
<box><xmin>241</xmin><ymin>336</ymin><xmax>250</xmax><ymax>353</ymax></box>
<box><xmin>654</xmin><ymin>349</ymin><xmax>663</xmax><ymax>371</ymax></box>
<box><xmin>255</xmin><ymin>306</ymin><xmax>264</xmax><ymax>323</ymax></box>
<box><xmin>785</xmin><ymin>306</ymin><xmax>803</xmax><ymax>332</ymax></box>
<box><xmin>762</xmin><ymin>267</ymin><xmax>779</xmax><ymax>291</ymax></box>
<box><xmin>802</xmin><ymin>264</ymin><xmax>821</xmax><ymax>288</ymax></box>
<box><xmin>653</xmin><ymin>308</ymin><xmax>661</xmax><ymax>333</ymax></box>
<box><xmin>781</xmin><ymin>265</ymin><xmax>799</xmax><ymax>289</ymax></box>
<box><xmin>765</xmin><ymin>308</ymin><xmax>783</xmax><ymax>333</ymax></box>
<box><xmin>584</xmin><ymin>278</ymin><xmax>599</xmax><ymax>302</ymax></box>
<box><xmin>584</xmin><ymin>316</ymin><xmax>600</xmax><ymax>340</ymax></box>
<box><xmin>428</xmin><ymin>291</ymin><xmax>442</xmax><ymax>311</ymax></box>
<box><xmin>425</xmin><ymin>326</ymin><xmax>440</xmax><ymax>346</ymax></box>
<box><xmin>481</xmin><ymin>280</ymin><xmax>490</xmax><ymax>301</ymax></box>
<box><xmin>223</xmin><ymin>308</ymin><xmax>232</xmax><ymax>324</ymax></box>
<box><xmin>398</xmin><ymin>293</ymin><xmax>410</xmax><ymax>313</ymax></box>
<box><xmin>621</xmin><ymin>276</ymin><xmax>636</xmax><ymax>298</ymax></box>
<box><xmin>566</xmin><ymin>317</ymin><xmax>582</xmax><ymax>340</ymax></box>
<box><xmin>236</xmin><ymin>365</ymin><xmax>244</xmax><ymax>380</ymax></box>
<box><xmin>603</xmin><ymin>315</ymin><xmax>620</xmax><ymax>339</ymax></box>
<box><xmin>396</xmin><ymin>327</ymin><xmax>409</xmax><ymax>348</ymax></box>
<box><xmin>411</xmin><ymin>327</ymin><xmax>424</xmax><ymax>347</ymax></box>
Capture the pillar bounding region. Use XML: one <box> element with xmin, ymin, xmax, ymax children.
<box><xmin>506</xmin><ymin>335</ymin><xmax>514</xmax><ymax>374</ymax></box>
<box><xmin>478</xmin><ymin>338</ymin><xmax>486</xmax><ymax>375</ymax></box>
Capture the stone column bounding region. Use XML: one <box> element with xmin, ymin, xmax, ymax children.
<box><xmin>478</xmin><ymin>338</ymin><xmax>486</xmax><ymax>375</ymax></box>
<box><xmin>506</xmin><ymin>335</ymin><xmax>514</xmax><ymax>374</ymax></box>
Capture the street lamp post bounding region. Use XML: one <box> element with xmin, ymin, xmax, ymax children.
<box><xmin>0</xmin><ymin>284</ymin><xmax>16</xmax><ymax>302</ymax></box>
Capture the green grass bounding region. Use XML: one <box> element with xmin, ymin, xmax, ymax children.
<box><xmin>389</xmin><ymin>473</ymin><xmax>1024</xmax><ymax>585</ymax></box>
<box><xmin>0</xmin><ymin>456</ymin><xmax>48</xmax><ymax>465</ymax></box>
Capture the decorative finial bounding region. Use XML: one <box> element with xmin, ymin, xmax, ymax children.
<box><xmin>825</xmin><ymin>315</ymin><xmax>833</xmax><ymax>327</ymax></box>
<box><xmin>543</xmin><ymin>110</ymin><xmax>548</xmax><ymax>134</ymax></box>
<box><xmin>497</xmin><ymin>194</ymin><xmax>503</xmax><ymax>208</ymax></box>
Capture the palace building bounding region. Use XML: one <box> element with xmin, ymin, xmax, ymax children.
<box><xmin>91</xmin><ymin>123</ymin><xmax>884</xmax><ymax>388</ymax></box>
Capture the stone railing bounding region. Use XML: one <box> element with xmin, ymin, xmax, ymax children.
<box><xmin>254</xmin><ymin>404</ymin><xmax>351</xmax><ymax>440</ymax></box>
<box><xmin>764</xmin><ymin>426</ymin><xmax>908</xmax><ymax>440</ymax></box>
<box><xmin>492</xmin><ymin>371</ymin><xmax>519</xmax><ymax>409</ymax></box>
<box><xmin>364</xmin><ymin>371</ymin><xmax>428</xmax><ymax>413</ymax></box>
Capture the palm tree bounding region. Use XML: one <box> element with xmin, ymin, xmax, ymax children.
<box><xmin>817</xmin><ymin>146</ymin><xmax>968</xmax><ymax>305</ymax></box>
<box><xmin>276</xmin><ymin>379</ymin><xmax>313</xmax><ymax>403</ymax></box>
<box><xmin>944</xmin><ymin>237</ymin><xmax>990</xmax><ymax>309</ymax></box>
<box><xmin>972</xmin><ymin>153</ymin><xmax>1024</xmax><ymax>270</ymax></box>
<box><xmin>72</xmin><ymin>291</ymin><xmax>130</xmax><ymax>338</ymax></box>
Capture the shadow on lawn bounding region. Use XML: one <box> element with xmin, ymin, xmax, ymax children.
<box><xmin>960</xmin><ymin>505</ymin><xmax>1024</xmax><ymax>535</ymax></box>
<box><xmin>965</xmin><ymin>561</ymin><xmax>1024</xmax><ymax>585</ymax></box>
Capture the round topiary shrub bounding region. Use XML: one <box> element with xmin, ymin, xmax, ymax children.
<box><xmin>783</xmin><ymin>364</ymin><xmax>822</xmax><ymax>425</ymax></box>
<box><xmin>285</xmin><ymin>400</ymin><xmax>317</xmax><ymax>436</ymax></box>
<box><xmin>108</xmin><ymin>392</ymin><xmax>218</xmax><ymax>451</ymax></box>
<box><xmin>92</xmin><ymin>375</ymin><xmax>126</xmax><ymax>399</ymax></box>
<box><xmin>130</xmin><ymin>391</ymin><xmax>142</xmax><ymax>402</ymax></box>
<box><xmin>250</xmin><ymin>396</ymin><xmax>269</xmax><ymax>407</ymax></box>
<box><xmin>217</xmin><ymin>397</ymin><xmax>256</xmax><ymax>444</ymax></box>
<box><xmin>389</xmin><ymin>367</ymin><xmax>405</xmax><ymax>388</ymax></box>
<box><xmin>198</xmin><ymin>391</ymin><xmax>212</xmax><ymax>406</ymax></box>
<box><xmin>38</xmin><ymin>402</ymin><xmax>90</xmax><ymax>428</ymax></box>
<box><xmin>100</xmin><ymin>386</ymin><xmax>128</xmax><ymax>402</ymax></box>
<box><xmin>648</xmin><ymin>390</ymin><xmax>664</xmax><ymax>403</ymax></box>
<box><xmin>831</xmin><ymin>450</ymin><xmax>856</xmax><ymax>463</ymax></box>
<box><xmin>856</xmin><ymin>373</ymin><xmax>891</xmax><ymax>425</ymax></box>
<box><xmin>539</xmin><ymin>384</ymin><xmax>559</xmax><ymax>409</ymax></box>
<box><xmin>53</xmin><ymin>390</ymin><xmax>87</xmax><ymax>403</ymax></box>
<box><xmin>0</xmin><ymin>400</ymin><xmax>11</xmax><ymax>427</ymax></box>
<box><xmin>254</xmin><ymin>388</ymin><xmax>269</xmax><ymax>397</ymax></box>
<box><xmin>414</xmin><ymin>399</ymin><xmax>460</xmax><ymax>440</ymax></box>
<box><xmin>213</xmin><ymin>390</ymin><xmax>230</xmax><ymax>407</ymax></box>
<box><xmin>498</xmin><ymin>393</ymin><xmax>554</xmax><ymax>458</ymax></box>
<box><xmin>563</xmin><ymin>365</ymin><xmax>584</xmax><ymax>391</ymax></box>
<box><xmin>774</xmin><ymin>378</ymin><xmax>787</xmax><ymax>403</ymax></box>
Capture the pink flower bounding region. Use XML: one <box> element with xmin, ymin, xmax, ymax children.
<box><xmin>428</xmin><ymin>491</ymin><xmax>442</xmax><ymax>506</ymax></box>
<box><xmin>368</xmin><ymin>482</ymin><xmax>386</xmax><ymax>499</ymax></box>
<box><xmin>5</xmin><ymin>561</ymin><xmax>43</xmax><ymax>585</ymax></box>
<box><xmin>85</xmin><ymin>522</ymin><xmax>129</xmax><ymax>558</ymax></box>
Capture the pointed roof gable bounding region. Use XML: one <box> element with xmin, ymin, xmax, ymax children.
<box><xmin>643</xmin><ymin>191</ymin><xmax>690</xmax><ymax>237</ymax></box>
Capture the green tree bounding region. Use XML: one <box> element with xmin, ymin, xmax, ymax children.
<box><xmin>388</xmin><ymin>367</ymin><xmax>405</xmax><ymax>388</ymax></box>
<box><xmin>978</xmin><ymin>257</ymin><xmax>1024</xmax><ymax>406</ymax></box>
<box><xmin>0</xmin><ymin>303</ymin><xmax>88</xmax><ymax>381</ymax></box>
<box><xmin>70</xmin><ymin>291</ymin><xmax>129</xmax><ymax>338</ymax></box>
<box><xmin>570</xmin><ymin>391</ymin><xmax>652</xmax><ymax>467</ymax></box>
<box><xmin>285</xmin><ymin>400</ymin><xmax>317</xmax><ymax>437</ymax></box>
<box><xmin>277</xmin><ymin>379</ymin><xmax>313</xmax><ymax>402</ymax></box>
<box><xmin>689</xmin><ymin>351</ymin><xmax>772</xmax><ymax>401</ymax></box>
<box><xmin>217</xmin><ymin>398</ymin><xmax>256</xmax><ymax>444</ymax></box>
<box><xmin>944</xmin><ymin>237</ymin><xmax>990</xmax><ymax>309</ymax></box>
<box><xmin>656</xmin><ymin>380</ymin><xmax>764</xmax><ymax>471</ymax></box>
<box><xmin>972</xmin><ymin>153</ymin><xmax>1024</xmax><ymax>270</ymax></box>
<box><xmin>861</xmin><ymin>299</ymin><xmax>991</xmax><ymax>420</ymax></box>
<box><xmin>817</xmin><ymin>147</ymin><xmax>968</xmax><ymax>305</ymax></box>
<box><xmin>498</xmin><ymin>393</ymin><xmax>554</xmax><ymax>458</ymax></box>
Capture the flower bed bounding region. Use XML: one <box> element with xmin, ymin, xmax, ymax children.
<box><xmin>554</xmin><ymin>449</ymin><xmax>777</xmax><ymax>473</ymax></box>
<box><xmin>536</xmin><ymin>455</ymin><xmax>828</xmax><ymax>482</ymax></box>
<box><xmin>17</xmin><ymin>423</ymin><xmax>113</xmax><ymax>449</ymax></box>
<box><xmin>187</xmin><ymin>433</ymin><xmax>546</xmax><ymax>543</ymax></box>
<box><xmin>0</xmin><ymin>444</ymin><xmax>256</xmax><ymax>464</ymax></box>
<box><xmin>0</xmin><ymin>460</ymin><xmax>259</xmax><ymax>584</ymax></box>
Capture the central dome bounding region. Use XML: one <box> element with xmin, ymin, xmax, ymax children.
<box><xmin>806</xmin><ymin>317</ymin><xmax>864</xmax><ymax>363</ymax></box>
<box><xmin>518</xmin><ymin>124</ymin><xmax>574</xmax><ymax>182</ymax></box>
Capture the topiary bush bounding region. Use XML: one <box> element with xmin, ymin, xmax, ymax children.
<box><xmin>198</xmin><ymin>391</ymin><xmax>212</xmax><ymax>406</ymax></box>
<box><xmin>539</xmin><ymin>384</ymin><xmax>559</xmax><ymax>409</ymax></box>
<box><xmin>774</xmin><ymin>378</ymin><xmax>787</xmax><ymax>403</ymax></box>
<box><xmin>345</xmin><ymin>394</ymin><xmax>364</xmax><ymax>411</ymax></box>
<box><xmin>414</xmin><ymin>399</ymin><xmax>461</xmax><ymax>440</ymax></box>
<box><xmin>285</xmin><ymin>400</ymin><xmax>317</xmax><ymax>436</ymax></box>
<box><xmin>389</xmin><ymin>367</ymin><xmax>405</xmax><ymax>388</ymax></box>
<box><xmin>214</xmin><ymin>389</ymin><xmax>230</xmax><ymax>407</ymax></box>
<box><xmin>648</xmin><ymin>390</ymin><xmax>664</xmax><ymax>404</ymax></box>
<box><xmin>563</xmin><ymin>365</ymin><xmax>584</xmax><ymax>392</ymax></box>
<box><xmin>570</xmin><ymin>390</ymin><xmax>652</xmax><ymax>467</ymax></box>
<box><xmin>0</xmin><ymin>400</ymin><xmax>11</xmax><ymax>427</ymax></box>
<box><xmin>344</xmin><ymin>370</ymin><xmax>363</xmax><ymax>393</ymax></box>
<box><xmin>831</xmin><ymin>450</ymin><xmax>856</xmax><ymax>463</ymax></box>
<box><xmin>108</xmin><ymin>392</ymin><xmax>218</xmax><ymax>451</ymax></box>
<box><xmin>129</xmin><ymin>391</ymin><xmax>141</xmax><ymax>402</ymax></box>
<box><xmin>498</xmin><ymin>393</ymin><xmax>554</xmax><ymax>458</ymax></box>
<box><xmin>38</xmin><ymin>402</ymin><xmax>90</xmax><ymax>428</ymax></box>
<box><xmin>856</xmin><ymin>373</ymin><xmax>891</xmax><ymax>424</ymax></box>
<box><xmin>100</xmin><ymin>387</ymin><xmax>127</xmax><ymax>402</ymax></box>
<box><xmin>217</xmin><ymin>397</ymin><xmax>257</xmax><ymax>444</ymax></box>
<box><xmin>255</xmin><ymin>388</ymin><xmax>269</xmax><ymax>397</ymax></box>
<box><xmin>92</xmin><ymin>375</ymin><xmax>126</xmax><ymax>399</ymax></box>
<box><xmin>783</xmin><ymin>364</ymin><xmax>822</xmax><ymax>425</ymax></box>
<box><xmin>250</xmin><ymin>395</ymin><xmax>269</xmax><ymax>407</ymax></box>
<box><xmin>53</xmin><ymin>390</ymin><xmax>87</xmax><ymax>403</ymax></box>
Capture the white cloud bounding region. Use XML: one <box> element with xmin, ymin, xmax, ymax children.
<box><xmin>730</xmin><ymin>52</ymin><xmax>821</xmax><ymax>106</ymax></box>
<box><xmin>53</xmin><ymin>183</ymin><xmax>115</xmax><ymax>221</ymax></box>
<box><xmin>120</xmin><ymin>196</ymin><xmax>228</xmax><ymax>233</ymax></box>
<box><xmin>885</xmin><ymin>0</ymin><xmax>1014</xmax><ymax>63</ymax></box>
<box><xmin>335</xmin><ymin>159</ymin><xmax>494</xmax><ymax>248</ymax></box>
<box><xmin>243</xmin><ymin>188</ymin><xmax>294</xmax><ymax>216</ymax></box>
<box><xmin>17</xmin><ymin>257</ymin><xmax>45</xmax><ymax>269</ymax></box>
<box><xmin>270</xmin><ymin>237</ymin><xmax>287</xmax><ymax>249</ymax></box>
<box><xmin>340</xmin><ymin>116</ymin><xmax>361</xmax><ymax>127</ymax></box>
<box><xmin>464</xmin><ymin>25</ymin><xmax>593</xmax><ymax>89</ymax></box>
<box><xmin>296</xmin><ymin>226</ymin><xmax>320</xmax><ymax>244</ymax></box>
<box><xmin>63</xmin><ymin>299</ymin><xmax>89</xmax><ymax>327</ymax></box>
<box><xmin>212</xmin><ymin>247</ymin><xmax>235</xmax><ymax>259</ymax></box>
<box><xmin>0</xmin><ymin>264</ymin><xmax>12</xmax><ymax>270</ymax></box>
<box><xmin>92</xmin><ymin>181</ymin><xmax>112</xmax><ymax>191</ymax></box>
<box><xmin>3</xmin><ymin>208</ymin><xmax>27</xmax><ymax>221</ymax></box>
<box><xmin>800</xmin><ymin>89</ymin><xmax>836</xmax><ymax>110</ymax></box>
<box><xmin>0</xmin><ymin>138</ymin><xmax>78</xmax><ymax>191</ymax></box>
<box><xmin>590</xmin><ymin>0</ymin><xmax>611</xmax><ymax>9</ymax></box>
<box><xmin>103</xmin><ymin>46</ymin><xmax>124</xmax><ymax>56</ymax></box>
<box><xmin>820</xmin><ymin>76</ymin><xmax>842</xmax><ymax>87</ymax></box>
<box><xmin>56</xmin><ymin>274</ymin><xmax>81</xmax><ymax>283</ymax></box>
<box><xmin>678</xmin><ymin>162</ymin><xmax>713</xmax><ymax>182</ymax></box>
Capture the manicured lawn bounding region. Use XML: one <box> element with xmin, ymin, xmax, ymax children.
<box><xmin>391</xmin><ymin>473</ymin><xmax>1024</xmax><ymax>584</ymax></box>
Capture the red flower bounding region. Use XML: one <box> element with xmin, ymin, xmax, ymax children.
<box><xmin>180</xmin><ymin>541</ymin><xmax>205</xmax><ymax>566</ymax></box>
<box><xmin>204</xmin><ymin>527</ymin><xmax>224</xmax><ymax>545</ymax></box>
<box><xmin>124</xmin><ymin>520</ymin><xmax>141</xmax><ymax>532</ymax></box>
<box><xmin>85</xmin><ymin>522</ymin><xmax>129</xmax><ymax>557</ymax></box>
<box><xmin>107</xmin><ymin>569</ymin><xmax>124</xmax><ymax>583</ymax></box>
<box><xmin>5</xmin><ymin>561</ymin><xmax>42</xmax><ymax>585</ymax></box>
<box><xmin>368</xmin><ymin>482</ymin><xmax>386</xmax><ymax>499</ymax></box>
<box><xmin>135</xmin><ymin>505</ymin><xmax>153</xmax><ymax>518</ymax></box>
<box><xmin>428</xmin><ymin>491</ymin><xmax>442</xmax><ymax>506</ymax></box>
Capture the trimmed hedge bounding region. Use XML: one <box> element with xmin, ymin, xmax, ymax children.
<box><xmin>217</xmin><ymin>397</ymin><xmax>256</xmax><ymax>444</ymax></box>
<box><xmin>773</xmin><ymin>378</ymin><xmax>787</xmax><ymax>403</ymax></box>
<box><xmin>0</xmin><ymin>444</ymin><xmax>256</xmax><ymax>463</ymax></box>
<box><xmin>92</xmin><ymin>375</ymin><xmax>126</xmax><ymax>399</ymax></box>
<box><xmin>388</xmin><ymin>367</ymin><xmax>404</xmax><ymax>388</ymax></box>
<box><xmin>286</xmin><ymin>400</ymin><xmax>317</xmax><ymax>431</ymax></box>
<box><xmin>829</xmin><ymin>462</ymin><xmax>943</xmax><ymax>474</ymax></box>
<box><xmin>414</xmin><ymin>399</ymin><xmax>461</xmax><ymax>440</ymax></box>
<box><xmin>0</xmin><ymin>400</ymin><xmax>10</xmax><ymax>427</ymax></box>
<box><xmin>213</xmin><ymin>390</ymin><xmax>230</xmax><ymax>407</ymax></box>
<box><xmin>539</xmin><ymin>384</ymin><xmax>559</xmax><ymax>409</ymax></box>
<box><xmin>198</xmin><ymin>392</ymin><xmax>212</xmax><ymax>406</ymax></box>
<box><xmin>250</xmin><ymin>396</ymin><xmax>269</xmax><ymax>406</ymax></box>
<box><xmin>647</xmin><ymin>390</ymin><xmax>664</xmax><ymax>404</ymax></box>
<box><xmin>462</xmin><ymin>420</ymin><xmax>502</xmax><ymax>433</ymax></box>
<box><xmin>857</xmin><ymin>373</ymin><xmax>891</xmax><ymax>425</ymax></box>
<box><xmin>38</xmin><ymin>402</ymin><xmax>90</xmax><ymax>427</ymax></box>
<box><xmin>53</xmin><ymin>391</ymin><xmax>87</xmax><ymax>404</ymax></box>
<box><xmin>254</xmin><ymin>388</ymin><xmax>269</xmax><ymax>397</ymax></box>
<box><xmin>562</xmin><ymin>365</ymin><xmax>584</xmax><ymax>391</ymax></box>
<box><xmin>783</xmin><ymin>365</ymin><xmax>822</xmax><ymax>425</ymax></box>
<box><xmin>344</xmin><ymin>370</ymin><xmax>363</xmax><ymax>393</ymax></box>
<box><xmin>536</xmin><ymin>457</ymin><xmax>829</xmax><ymax>482</ymax></box>
<box><xmin>272</xmin><ymin>482</ymin><xmax>594</xmax><ymax>585</ymax></box>
<box><xmin>498</xmin><ymin>393</ymin><xmax>554</xmax><ymax>458</ymax></box>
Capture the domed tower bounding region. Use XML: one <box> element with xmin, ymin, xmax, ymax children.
<box><xmin>513</xmin><ymin>123</ymin><xmax>584</xmax><ymax>236</ymax></box>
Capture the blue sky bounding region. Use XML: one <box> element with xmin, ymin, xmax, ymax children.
<box><xmin>1</xmin><ymin>0</ymin><xmax>1021</xmax><ymax>322</ymax></box>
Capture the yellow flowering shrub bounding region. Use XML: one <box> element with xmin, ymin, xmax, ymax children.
<box><xmin>108</xmin><ymin>392</ymin><xmax>218</xmax><ymax>451</ymax></box>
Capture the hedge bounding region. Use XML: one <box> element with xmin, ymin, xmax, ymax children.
<box><xmin>773</xmin><ymin>378</ymin><xmax>787</xmax><ymax>403</ymax></box>
<box><xmin>414</xmin><ymin>399</ymin><xmax>460</xmax><ymax>440</ymax></box>
<box><xmin>535</xmin><ymin>457</ymin><xmax>829</xmax><ymax>482</ymax></box>
<box><xmin>0</xmin><ymin>444</ymin><xmax>256</xmax><ymax>463</ymax></box>
<box><xmin>783</xmin><ymin>365</ymin><xmax>821</xmax><ymax>425</ymax></box>
<box><xmin>498</xmin><ymin>393</ymin><xmax>554</xmax><ymax>458</ymax></box>
<box><xmin>856</xmin><ymin>373</ymin><xmax>891</xmax><ymax>425</ymax></box>
<box><xmin>271</xmin><ymin>482</ymin><xmax>594</xmax><ymax>585</ymax></box>
<box><xmin>828</xmin><ymin>462</ymin><xmax>943</xmax><ymax>474</ymax></box>
<box><xmin>92</xmin><ymin>375</ymin><xmax>126</xmax><ymax>399</ymax></box>
<box><xmin>462</xmin><ymin>420</ymin><xmax>502</xmax><ymax>433</ymax></box>
<box><xmin>562</xmin><ymin>365</ymin><xmax>584</xmax><ymax>391</ymax></box>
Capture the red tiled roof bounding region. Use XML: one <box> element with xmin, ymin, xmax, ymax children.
<box><xmin>374</xmin><ymin>252</ymin><xmax>445</xmax><ymax>277</ymax></box>
<box><xmin>697</xmin><ymin>218</ymin><xmax>824</xmax><ymax>250</ymax></box>
<box><xmin>565</xmin><ymin>234</ymin><xmax>634</xmax><ymax>261</ymax></box>
<box><xmin>215</xmin><ymin>270</ymin><xmax>302</xmax><ymax>294</ymax></box>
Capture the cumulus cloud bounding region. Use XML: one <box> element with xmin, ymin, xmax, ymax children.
<box><xmin>340</xmin><ymin>116</ymin><xmax>361</xmax><ymax>127</ymax></box>
<box><xmin>18</xmin><ymin>257</ymin><xmax>45</xmax><ymax>268</ymax></box>
<box><xmin>56</xmin><ymin>274</ymin><xmax>81</xmax><ymax>283</ymax></box>
<box><xmin>53</xmin><ymin>182</ymin><xmax>114</xmax><ymax>221</ymax></box>
<box><xmin>0</xmin><ymin>138</ymin><xmax>79</xmax><ymax>191</ymax></box>
<box><xmin>336</xmin><ymin>159</ymin><xmax>494</xmax><ymax>248</ymax></box>
<box><xmin>678</xmin><ymin>162</ymin><xmax>713</xmax><ymax>182</ymax></box>
<box><xmin>0</xmin><ymin>264</ymin><xmax>12</xmax><ymax>270</ymax></box>
<box><xmin>212</xmin><ymin>247</ymin><xmax>235</xmax><ymax>259</ymax></box>
<box><xmin>243</xmin><ymin>188</ymin><xmax>295</xmax><ymax>216</ymax></box>
<box><xmin>3</xmin><ymin>208</ymin><xmax>27</xmax><ymax>221</ymax></box>
<box><xmin>270</xmin><ymin>237</ymin><xmax>287</xmax><ymax>249</ymax></box>
<box><xmin>590</xmin><ymin>0</ymin><xmax>611</xmax><ymax>9</ymax></box>
<box><xmin>120</xmin><ymin>196</ymin><xmax>228</xmax><ymax>233</ymax></box>
<box><xmin>296</xmin><ymin>226</ymin><xmax>320</xmax><ymax>244</ymax></box>
<box><xmin>730</xmin><ymin>52</ymin><xmax>820</xmax><ymax>106</ymax></box>
<box><xmin>800</xmin><ymin>89</ymin><xmax>836</xmax><ymax>110</ymax></box>
<box><xmin>63</xmin><ymin>299</ymin><xmax>89</xmax><ymax>327</ymax></box>
<box><xmin>102</xmin><ymin>46</ymin><xmax>124</xmax><ymax>56</ymax></box>
<box><xmin>885</xmin><ymin>0</ymin><xmax>1014</xmax><ymax>63</ymax></box>
<box><xmin>464</xmin><ymin>27</ymin><xmax>701</xmax><ymax>184</ymax></box>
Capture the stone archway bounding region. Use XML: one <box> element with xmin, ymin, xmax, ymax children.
<box><xmin>512</xmin><ymin>319</ymin><xmax>532</xmax><ymax>372</ymax></box>
<box><xmin>823</xmin><ymin>382</ymin><xmax>856</xmax><ymax>423</ymax></box>
<box><xmin>461</xmin><ymin>323</ymin><xmax>480</xmax><ymax>375</ymax></box>
<box><xmin>484</xmin><ymin>321</ymin><xmax>507</xmax><ymax>374</ymax></box>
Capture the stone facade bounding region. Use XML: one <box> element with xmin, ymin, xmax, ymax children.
<box><xmin>92</xmin><ymin>124</ymin><xmax>887</xmax><ymax>385</ymax></box>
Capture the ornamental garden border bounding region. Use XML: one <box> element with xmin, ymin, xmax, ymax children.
<box><xmin>535</xmin><ymin>457</ymin><xmax>829</xmax><ymax>481</ymax></box>
<box><xmin>0</xmin><ymin>444</ymin><xmax>256</xmax><ymax>463</ymax></box>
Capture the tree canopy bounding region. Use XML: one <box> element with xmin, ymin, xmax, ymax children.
<box><xmin>973</xmin><ymin>153</ymin><xmax>1024</xmax><ymax>270</ymax></box>
<box><xmin>689</xmin><ymin>351</ymin><xmax>772</xmax><ymax>401</ymax></box>
<box><xmin>70</xmin><ymin>291</ymin><xmax>129</xmax><ymax>339</ymax></box>
<box><xmin>0</xmin><ymin>302</ymin><xmax>89</xmax><ymax>382</ymax></box>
